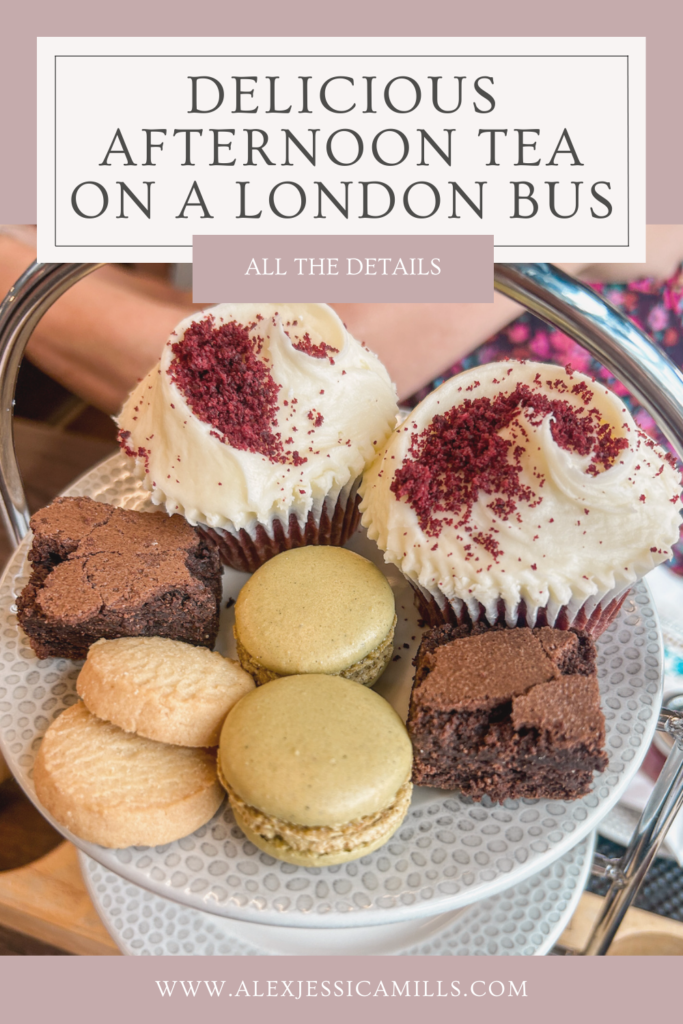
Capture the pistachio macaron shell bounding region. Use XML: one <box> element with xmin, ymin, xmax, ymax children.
<box><xmin>234</xmin><ymin>546</ymin><xmax>395</xmax><ymax>676</ymax></box>
<box><xmin>219</xmin><ymin>674</ymin><xmax>412</xmax><ymax>828</ymax></box>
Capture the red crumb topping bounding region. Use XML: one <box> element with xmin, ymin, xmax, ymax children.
<box><xmin>390</xmin><ymin>379</ymin><xmax>629</xmax><ymax>556</ymax></box>
<box><xmin>166</xmin><ymin>315</ymin><xmax>305</xmax><ymax>466</ymax></box>
<box><xmin>291</xmin><ymin>331</ymin><xmax>338</xmax><ymax>363</ymax></box>
<box><xmin>118</xmin><ymin>429</ymin><xmax>150</xmax><ymax>473</ymax></box>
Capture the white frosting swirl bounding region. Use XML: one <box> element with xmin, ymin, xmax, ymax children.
<box><xmin>118</xmin><ymin>303</ymin><xmax>398</xmax><ymax>530</ymax></box>
<box><xmin>360</xmin><ymin>362</ymin><xmax>681</xmax><ymax>622</ymax></box>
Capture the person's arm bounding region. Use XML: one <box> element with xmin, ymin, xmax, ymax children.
<box><xmin>582</xmin><ymin>225</ymin><xmax>683</xmax><ymax>283</ymax></box>
<box><xmin>332</xmin><ymin>263</ymin><xmax>589</xmax><ymax>401</ymax></box>
<box><xmin>0</xmin><ymin>236</ymin><xmax>193</xmax><ymax>414</ymax></box>
<box><xmin>332</xmin><ymin>295</ymin><xmax>523</xmax><ymax>401</ymax></box>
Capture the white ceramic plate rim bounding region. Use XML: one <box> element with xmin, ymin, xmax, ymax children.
<box><xmin>80</xmin><ymin>832</ymin><xmax>595</xmax><ymax>956</ymax></box>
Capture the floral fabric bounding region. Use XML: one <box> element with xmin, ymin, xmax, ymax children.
<box><xmin>407</xmin><ymin>264</ymin><xmax>683</xmax><ymax>572</ymax></box>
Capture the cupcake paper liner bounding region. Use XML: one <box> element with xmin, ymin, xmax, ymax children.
<box><xmin>410</xmin><ymin>579</ymin><xmax>632</xmax><ymax>639</ymax></box>
<box><xmin>202</xmin><ymin>477</ymin><xmax>362</xmax><ymax>573</ymax></box>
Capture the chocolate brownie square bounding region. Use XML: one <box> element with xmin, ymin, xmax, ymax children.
<box><xmin>408</xmin><ymin>622</ymin><xmax>607</xmax><ymax>802</ymax></box>
<box><xmin>17</xmin><ymin>496</ymin><xmax>222</xmax><ymax>659</ymax></box>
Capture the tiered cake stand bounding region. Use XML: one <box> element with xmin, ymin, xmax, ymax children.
<box><xmin>1</xmin><ymin>262</ymin><xmax>683</xmax><ymax>955</ymax></box>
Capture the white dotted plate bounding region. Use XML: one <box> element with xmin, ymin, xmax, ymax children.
<box><xmin>81</xmin><ymin>833</ymin><xmax>594</xmax><ymax>956</ymax></box>
<box><xmin>0</xmin><ymin>454</ymin><xmax>662</xmax><ymax>928</ymax></box>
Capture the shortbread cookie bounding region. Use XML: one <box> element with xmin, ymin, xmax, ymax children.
<box><xmin>77</xmin><ymin>636</ymin><xmax>254</xmax><ymax>747</ymax></box>
<box><xmin>34</xmin><ymin>702</ymin><xmax>223</xmax><ymax>848</ymax></box>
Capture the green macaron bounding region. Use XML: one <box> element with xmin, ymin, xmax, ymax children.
<box><xmin>233</xmin><ymin>546</ymin><xmax>396</xmax><ymax>686</ymax></box>
<box><xmin>218</xmin><ymin>674</ymin><xmax>413</xmax><ymax>866</ymax></box>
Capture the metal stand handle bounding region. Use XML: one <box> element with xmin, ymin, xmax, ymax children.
<box><xmin>0</xmin><ymin>261</ymin><xmax>103</xmax><ymax>545</ymax></box>
<box><xmin>493</xmin><ymin>263</ymin><xmax>683</xmax><ymax>458</ymax></box>
<box><xmin>582</xmin><ymin>699</ymin><xmax>683</xmax><ymax>955</ymax></box>
<box><xmin>1</xmin><ymin>259</ymin><xmax>683</xmax><ymax>954</ymax></box>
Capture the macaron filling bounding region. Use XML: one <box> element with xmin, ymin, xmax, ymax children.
<box><xmin>222</xmin><ymin>771</ymin><xmax>412</xmax><ymax>856</ymax></box>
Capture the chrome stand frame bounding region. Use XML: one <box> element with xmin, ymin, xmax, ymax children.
<box><xmin>2</xmin><ymin>259</ymin><xmax>683</xmax><ymax>954</ymax></box>
<box><xmin>0</xmin><ymin>262</ymin><xmax>104</xmax><ymax>544</ymax></box>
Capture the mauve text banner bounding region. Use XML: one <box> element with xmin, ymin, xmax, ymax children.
<box><xmin>192</xmin><ymin>235</ymin><xmax>493</xmax><ymax>303</ymax></box>
<box><xmin>2</xmin><ymin>954</ymin><xmax>683</xmax><ymax>1023</ymax></box>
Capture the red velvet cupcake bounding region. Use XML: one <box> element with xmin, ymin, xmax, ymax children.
<box><xmin>361</xmin><ymin>362</ymin><xmax>681</xmax><ymax>637</ymax></box>
<box><xmin>118</xmin><ymin>303</ymin><xmax>398</xmax><ymax>571</ymax></box>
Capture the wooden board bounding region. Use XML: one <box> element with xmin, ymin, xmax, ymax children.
<box><xmin>558</xmin><ymin>890</ymin><xmax>683</xmax><ymax>955</ymax></box>
<box><xmin>0</xmin><ymin>842</ymin><xmax>119</xmax><ymax>956</ymax></box>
